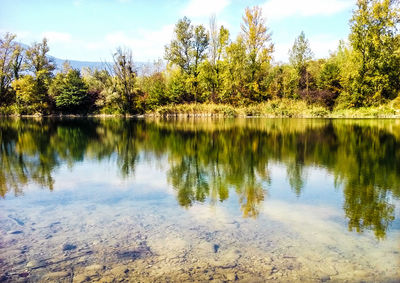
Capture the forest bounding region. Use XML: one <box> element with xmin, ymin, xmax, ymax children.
<box><xmin>0</xmin><ymin>0</ymin><xmax>399</xmax><ymax>116</ymax></box>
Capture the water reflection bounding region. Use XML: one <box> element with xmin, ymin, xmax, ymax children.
<box><xmin>1</xmin><ymin>118</ymin><xmax>399</xmax><ymax>239</ymax></box>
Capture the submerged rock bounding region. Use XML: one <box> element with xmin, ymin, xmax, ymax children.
<box><xmin>8</xmin><ymin>230</ymin><xmax>23</xmax><ymax>235</ymax></box>
<box><xmin>8</xmin><ymin>215</ymin><xmax>25</xmax><ymax>226</ymax></box>
<box><xmin>0</xmin><ymin>273</ymin><xmax>10</xmax><ymax>282</ymax></box>
<box><xmin>18</xmin><ymin>272</ymin><xmax>29</xmax><ymax>278</ymax></box>
<box><xmin>320</xmin><ymin>275</ymin><xmax>331</xmax><ymax>282</ymax></box>
<box><xmin>42</xmin><ymin>271</ymin><xmax>70</xmax><ymax>280</ymax></box>
<box><xmin>63</xmin><ymin>243</ymin><xmax>77</xmax><ymax>251</ymax></box>
<box><xmin>26</xmin><ymin>260</ymin><xmax>40</xmax><ymax>268</ymax></box>
<box><xmin>73</xmin><ymin>274</ymin><xmax>90</xmax><ymax>283</ymax></box>
<box><xmin>85</xmin><ymin>264</ymin><xmax>105</xmax><ymax>272</ymax></box>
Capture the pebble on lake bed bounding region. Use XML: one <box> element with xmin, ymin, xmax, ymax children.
<box><xmin>26</xmin><ymin>260</ymin><xmax>40</xmax><ymax>268</ymax></box>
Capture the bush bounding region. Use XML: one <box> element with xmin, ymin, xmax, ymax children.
<box><xmin>299</xmin><ymin>89</ymin><xmax>338</xmax><ymax>109</ymax></box>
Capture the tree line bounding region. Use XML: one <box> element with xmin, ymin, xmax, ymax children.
<box><xmin>0</xmin><ymin>0</ymin><xmax>399</xmax><ymax>115</ymax></box>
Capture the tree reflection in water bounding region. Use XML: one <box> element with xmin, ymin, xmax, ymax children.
<box><xmin>1</xmin><ymin>118</ymin><xmax>399</xmax><ymax>239</ymax></box>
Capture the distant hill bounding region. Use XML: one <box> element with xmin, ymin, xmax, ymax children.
<box><xmin>17</xmin><ymin>42</ymin><xmax>147</xmax><ymax>73</ymax></box>
<box><xmin>50</xmin><ymin>56</ymin><xmax>110</xmax><ymax>71</ymax></box>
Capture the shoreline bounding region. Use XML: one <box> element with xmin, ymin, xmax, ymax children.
<box><xmin>2</xmin><ymin>99</ymin><xmax>399</xmax><ymax>119</ymax></box>
<box><xmin>1</xmin><ymin>114</ymin><xmax>400</xmax><ymax>119</ymax></box>
<box><xmin>1</xmin><ymin>112</ymin><xmax>399</xmax><ymax>119</ymax></box>
<box><xmin>2</xmin><ymin>97</ymin><xmax>400</xmax><ymax>119</ymax></box>
<box><xmin>1</xmin><ymin>101</ymin><xmax>400</xmax><ymax>119</ymax></box>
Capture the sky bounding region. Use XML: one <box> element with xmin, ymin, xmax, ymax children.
<box><xmin>0</xmin><ymin>0</ymin><xmax>356</xmax><ymax>63</ymax></box>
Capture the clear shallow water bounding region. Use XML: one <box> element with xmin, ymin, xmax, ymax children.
<box><xmin>0</xmin><ymin>117</ymin><xmax>399</xmax><ymax>282</ymax></box>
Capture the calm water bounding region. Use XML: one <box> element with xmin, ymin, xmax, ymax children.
<box><xmin>0</xmin><ymin>117</ymin><xmax>399</xmax><ymax>282</ymax></box>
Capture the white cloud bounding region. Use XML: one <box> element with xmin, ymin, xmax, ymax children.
<box><xmin>18</xmin><ymin>25</ymin><xmax>175</xmax><ymax>62</ymax></box>
<box><xmin>104</xmin><ymin>24</ymin><xmax>175</xmax><ymax>61</ymax></box>
<box><xmin>105</xmin><ymin>31</ymin><xmax>133</xmax><ymax>47</ymax></box>
<box><xmin>83</xmin><ymin>41</ymin><xmax>106</xmax><ymax>51</ymax></box>
<box><xmin>309</xmin><ymin>35</ymin><xmax>341</xmax><ymax>58</ymax></box>
<box><xmin>42</xmin><ymin>31</ymin><xmax>72</xmax><ymax>43</ymax></box>
<box><xmin>182</xmin><ymin>0</ymin><xmax>231</xmax><ymax>18</ymax></box>
<box><xmin>273</xmin><ymin>42</ymin><xmax>292</xmax><ymax>63</ymax></box>
<box><xmin>262</xmin><ymin>0</ymin><xmax>353</xmax><ymax>21</ymax></box>
<box><xmin>0</xmin><ymin>29</ymin><xmax>33</xmax><ymax>43</ymax></box>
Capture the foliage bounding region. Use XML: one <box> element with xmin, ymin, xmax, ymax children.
<box><xmin>50</xmin><ymin>68</ymin><xmax>89</xmax><ymax>113</ymax></box>
<box><xmin>267</xmin><ymin>64</ymin><xmax>298</xmax><ymax>99</ymax></box>
<box><xmin>0</xmin><ymin>33</ymin><xmax>23</xmax><ymax>105</ymax></box>
<box><xmin>203</xmin><ymin>23</ymin><xmax>230</xmax><ymax>102</ymax></box>
<box><xmin>348</xmin><ymin>0</ymin><xmax>400</xmax><ymax>106</ymax></box>
<box><xmin>240</xmin><ymin>6</ymin><xmax>274</xmax><ymax>101</ymax></box>
<box><xmin>1</xmin><ymin>4</ymin><xmax>400</xmax><ymax>115</ymax></box>
<box><xmin>9</xmin><ymin>38</ymin><xmax>55</xmax><ymax>114</ymax></box>
<box><xmin>289</xmin><ymin>31</ymin><xmax>313</xmax><ymax>73</ymax></box>
<box><xmin>82</xmin><ymin>68</ymin><xmax>114</xmax><ymax>113</ymax></box>
<box><xmin>12</xmin><ymin>71</ymin><xmax>52</xmax><ymax>114</ymax></box>
<box><xmin>112</xmin><ymin>47</ymin><xmax>139</xmax><ymax>113</ymax></box>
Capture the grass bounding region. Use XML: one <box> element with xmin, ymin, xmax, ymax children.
<box><xmin>2</xmin><ymin>97</ymin><xmax>399</xmax><ymax>118</ymax></box>
<box><xmin>148</xmin><ymin>98</ymin><xmax>400</xmax><ymax>118</ymax></box>
<box><xmin>150</xmin><ymin>99</ymin><xmax>328</xmax><ymax>118</ymax></box>
<box><xmin>331</xmin><ymin>105</ymin><xmax>398</xmax><ymax>118</ymax></box>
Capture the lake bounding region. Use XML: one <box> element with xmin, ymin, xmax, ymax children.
<box><xmin>0</xmin><ymin>117</ymin><xmax>399</xmax><ymax>282</ymax></box>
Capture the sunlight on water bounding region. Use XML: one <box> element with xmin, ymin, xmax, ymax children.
<box><xmin>0</xmin><ymin>118</ymin><xmax>399</xmax><ymax>282</ymax></box>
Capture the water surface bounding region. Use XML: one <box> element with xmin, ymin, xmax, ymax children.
<box><xmin>0</xmin><ymin>118</ymin><xmax>399</xmax><ymax>282</ymax></box>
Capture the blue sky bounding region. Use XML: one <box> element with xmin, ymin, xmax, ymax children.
<box><xmin>0</xmin><ymin>0</ymin><xmax>355</xmax><ymax>63</ymax></box>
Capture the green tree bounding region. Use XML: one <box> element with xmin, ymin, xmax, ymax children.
<box><xmin>166</xmin><ymin>68</ymin><xmax>187</xmax><ymax>103</ymax></box>
<box><xmin>11</xmin><ymin>44</ymin><xmax>24</xmax><ymax>81</ymax></box>
<box><xmin>289</xmin><ymin>31</ymin><xmax>313</xmax><ymax>92</ymax></box>
<box><xmin>13</xmin><ymin>38</ymin><xmax>56</xmax><ymax>113</ymax></box>
<box><xmin>82</xmin><ymin>67</ymin><xmax>113</xmax><ymax>112</ymax></box>
<box><xmin>223</xmin><ymin>37</ymin><xmax>248</xmax><ymax>104</ymax></box>
<box><xmin>318</xmin><ymin>61</ymin><xmax>342</xmax><ymax>95</ymax></box>
<box><xmin>240</xmin><ymin>6</ymin><xmax>274</xmax><ymax>101</ymax></box>
<box><xmin>0</xmin><ymin>33</ymin><xmax>23</xmax><ymax>105</ymax></box>
<box><xmin>241</xmin><ymin>6</ymin><xmax>273</xmax><ymax>72</ymax></box>
<box><xmin>139</xmin><ymin>61</ymin><xmax>168</xmax><ymax>109</ymax></box>
<box><xmin>193</xmin><ymin>25</ymin><xmax>209</xmax><ymax>76</ymax></box>
<box><xmin>349</xmin><ymin>0</ymin><xmax>400</xmax><ymax>106</ymax></box>
<box><xmin>25</xmin><ymin>38</ymin><xmax>55</xmax><ymax>75</ymax></box>
<box><xmin>165</xmin><ymin>17</ymin><xmax>194</xmax><ymax>74</ymax></box>
<box><xmin>192</xmin><ymin>25</ymin><xmax>209</xmax><ymax>102</ymax></box>
<box><xmin>289</xmin><ymin>31</ymin><xmax>313</xmax><ymax>72</ymax></box>
<box><xmin>267</xmin><ymin>64</ymin><xmax>298</xmax><ymax>99</ymax></box>
<box><xmin>50</xmin><ymin>68</ymin><xmax>89</xmax><ymax>113</ymax></box>
<box><xmin>12</xmin><ymin>74</ymin><xmax>37</xmax><ymax>112</ymax></box>
<box><xmin>165</xmin><ymin>17</ymin><xmax>209</xmax><ymax>103</ymax></box>
<box><xmin>112</xmin><ymin>47</ymin><xmax>138</xmax><ymax>113</ymax></box>
<box><xmin>204</xmin><ymin>16</ymin><xmax>230</xmax><ymax>102</ymax></box>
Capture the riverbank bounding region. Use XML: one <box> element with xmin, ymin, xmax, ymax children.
<box><xmin>1</xmin><ymin>99</ymin><xmax>400</xmax><ymax>118</ymax></box>
<box><xmin>149</xmin><ymin>99</ymin><xmax>400</xmax><ymax>118</ymax></box>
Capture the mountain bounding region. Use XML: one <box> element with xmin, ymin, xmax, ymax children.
<box><xmin>51</xmin><ymin>57</ymin><xmax>149</xmax><ymax>73</ymax></box>
<box><xmin>17</xmin><ymin>42</ymin><xmax>147</xmax><ymax>73</ymax></box>
<box><xmin>50</xmin><ymin>56</ymin><xmax>110</xmax><ymax>71</ymax></box>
